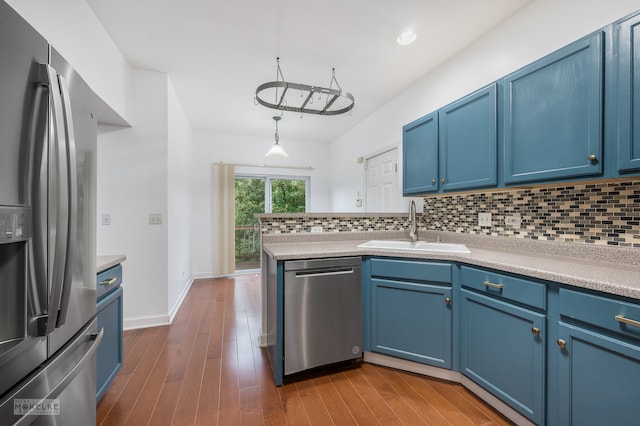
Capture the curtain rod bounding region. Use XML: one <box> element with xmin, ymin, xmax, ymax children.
<box><xmin>216</xmin><ymin>162</ymin><xmax>315</xmax><ymax>171</ymax></box>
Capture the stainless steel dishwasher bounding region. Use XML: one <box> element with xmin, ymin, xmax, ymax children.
<box><xmin>284</xmin><ymin>257</ymin><xmax>362</xmax><ymax>376</ymax></box>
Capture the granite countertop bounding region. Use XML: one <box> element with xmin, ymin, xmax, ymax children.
<box><xmin>97</xmin><ymin>255</ymin><xmax>127</xmax><ymax>274</ymax></box>
<box><xmin>262</xmin><ymin>231</ymin><xmax>640</xmax><ymax>300</ymax></box>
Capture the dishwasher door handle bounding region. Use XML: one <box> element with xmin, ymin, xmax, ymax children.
<box><xmin>294</xmin><ymin>268</ymin><xmax>355</xmax><ymax>278</ymax></box>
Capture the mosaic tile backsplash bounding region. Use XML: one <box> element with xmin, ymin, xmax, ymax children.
<box><xmin>259</xmin><ymin>179</ymin><xmax>640</xmax><ymax>248</ymax></box>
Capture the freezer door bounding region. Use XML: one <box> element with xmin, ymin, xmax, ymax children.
<box><xmin>0</xmin><ymin>318</ymin><xmax>102</xmax><ymax>425</ymax></box>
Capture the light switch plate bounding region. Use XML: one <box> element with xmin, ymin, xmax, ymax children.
<box><xmin>478</xmin><ymin>212</ymin><xmax>492</xmax><ymax>227</ymax></box>
<box><xmin>101</xmin><ymin>214</ymin><xmax>111</xmax><ymax>226</ymax></box>
<box><xmin>149</xmin><ymin>213</ymin><xmax>163</xmax><ymax>225</ymax></box>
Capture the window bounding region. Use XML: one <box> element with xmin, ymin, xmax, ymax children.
<box><xmin>234</xmin><ymin>175</ymin><xmax>309</xmax><ymax>270</ymax></box>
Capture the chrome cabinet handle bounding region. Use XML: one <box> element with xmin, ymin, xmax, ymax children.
<box><xmin>615</xmin><ymin>315</ymin><xmax>640</xmax><ymax>328</ymax></box>
<box><xmin>440</xmin><ymin>178</ymin><xmax>445</xmax><ymax>184</ymax></box>
<box><xmin>431</xmin><ymin>179</ymin><xmax>436</xmax><ymax>185</ymax></box>
<box><xmin>557</xmin><ymin>339</ymin><xmax>567</xmax><ymax>349</ymax></box>
<box><xmin>100</xmin><ymin>277</ymin><xmax>117</xmax><ymax>287</ymax></box>
<box><xmin>483</xmin><ymin>281</ymin><xmax>503</xmax><ymax>290</ymax></box>
<box><xmin>588</xmin><ymin>154</ymin><xmax>597</xmax><ymax>162</ymax></box>
<box><xmin>445</xmin><ymin>297</ymin><xmax>451</xmax><ymax>305</ymax></box>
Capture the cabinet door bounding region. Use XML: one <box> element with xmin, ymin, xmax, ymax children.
<box><xmin>371</xmin><ymin>278</ymin><xmax>452</xmax><ymax>368</ymax></box>
<box><xmin>460</xmin><ymin>289</ymin><xmax>545</xmax><ymax>425</ymax></box>
<box><xmin>503</xmin><ymin>33</ymin><xmax>603</xmax><ymax>184</ymax></box>
<box><xmin>96</xmin><ymin>286</ymin><xmax>123</xmax><ymax>401</ymax></box>
<box><xmin>557</xmin><ymin>322</ymin><xmax>640</xmax><ymax>426</ymax></box>
<box><xmin>402</xmin><ymin>112</ymin><xmax>438</xmax><ymax>195</ymax></box>
<box><xmin>439</xmin><ymin>84</ymin><xmax>497</xmax><ymax>191</ymax></box>
<box><xmin>616</xmin><ymin>14</ymin><xmax>640</xmax><ymax>173</ymax></box>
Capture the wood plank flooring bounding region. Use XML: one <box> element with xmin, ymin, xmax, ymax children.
<box><xmin>97</xmin><ymin>274</ymin><xmax>513</xmax><ymax>425</ymax></box>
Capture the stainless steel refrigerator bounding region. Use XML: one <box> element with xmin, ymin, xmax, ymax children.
<box><xmin>0</xmin><ymin>1</ymin><xmax>100</xmax><ymax>424</ymax></box>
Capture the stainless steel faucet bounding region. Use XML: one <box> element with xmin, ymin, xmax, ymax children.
<box><xmin>409</xmin><ymin>200</ymin><xmax>418</xmax><ymax>242</ymax></box>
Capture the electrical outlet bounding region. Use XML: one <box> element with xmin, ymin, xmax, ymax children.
<box><xmin>149</xmin><ymin>213</ymin><xmax>163</xmax><ymax>225</ymax></box>
<box><xmin>311</xmin><ymin>226</ymin><xmax>323</xmax><ymax>233</ymax></box>
<box><xmin>478</xmin><ymin>212</ymin><xmax>492</xmax><ymax>227</ymax></box>
<box><xmin>101</xmin><ymin>214</ymin><xmax>111</xmax><ymax>226</ymax></box>
<box><xmin>505</xmin><ymin>215</ymin><xmax>522</xmax><ymax>227</ymax></box>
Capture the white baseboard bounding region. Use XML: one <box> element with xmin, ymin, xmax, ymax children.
<box><xmin>123</xmin><ymin>315</ymin><xmax>170</xmax><ymax>330</ymax></box>
<box><xmin>123</xmin><ymin>275</ymin><xmax>195</xmax><ymax>331</ymax></box>
<box><xmin>363</xmin><ymin>352</ymin><xmax>534</xmax><ymax>426</ymax></box>
<box><xmin>192</xmin><ymin>272</ymin><xmax>217</xmax><ymax>280</ymax></box>
<box><xmin>168</xmin><ymin>275</ymin><xmax>195</xmax><ymax>324</ymax></box>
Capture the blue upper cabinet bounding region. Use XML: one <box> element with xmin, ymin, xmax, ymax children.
<box><xmin>503</xmin><ymin>33</ymin><xmax>604</xmax><ymax>184</ymax></box>
<box><xmin>616</xmin><ymin>13</ymin><xmax>640</xmax><ymax>173</ymax></box>
<box><xmin>403</xmin><ymin>111</ymin><xmax>438</xmax><ymax>195</ymax></box>
<box><xmin>402</xmin><ymin>84</ymin><xmax>497</xmax><ymax>195</ymax></box>
<box><xmin>439</xmin><ymin>84</ymin><xmax>497</xmax><ymax>191</ymax></box>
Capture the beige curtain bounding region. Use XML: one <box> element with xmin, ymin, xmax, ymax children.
<box><xmin>212</xmin><ymin>163</ymin><xmax>235</xmax><ymax>275</ymax></box>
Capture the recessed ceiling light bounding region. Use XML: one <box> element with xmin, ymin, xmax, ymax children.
<box><xmin>396</xmin><ymin>31</ymin><xmax>417</xmax><ymax>46</ymax></box>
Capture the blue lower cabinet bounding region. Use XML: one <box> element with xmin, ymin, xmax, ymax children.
<box><xmin>96</xmin><ymin>274</ymin><xmax>124</xmax><ymax>401</ymax></box>
<box><xmin>461</xmin><ymin>289</ymin><xmax>545</xmax><ymax>425</ymax></box>
<box><xmin>557</xmin><ymin>322</ymin><xmax>640</xmax><ymax>426</ymax></box>
<box><xmin>371</xmin><ymin>278</ymin><xmax>452</xmax><ymax>368</ymax></box>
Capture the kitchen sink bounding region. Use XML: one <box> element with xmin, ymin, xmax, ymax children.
<box><xmin>357</xmin><ymin>240</ymin><xmax>471</xmax><ymax>253</ymax></box>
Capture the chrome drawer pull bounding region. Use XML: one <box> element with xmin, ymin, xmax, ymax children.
<box><xmin>557</xmin><ymin>339</ymin><xmax>567</xmax><ymax>349</ymax></box>
<box><xmin>615</xmin><ymin>315</ymin><xmax>640</xmax><ymax>328</ymax></box>
<box><xmin>100</xmin><ymin>277</ymin><xmax>117</xmax><ymax>286</ymax></box>
<box><xmin>483</xmin><ymin>281</ymin><xmax>503</xmax><ymax>290</ymax></box>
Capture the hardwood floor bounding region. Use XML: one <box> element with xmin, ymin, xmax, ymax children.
<box><xmin>97</xmin><ymin>274</ymin><xmax>513</xmax><ymax>425</ymax></box>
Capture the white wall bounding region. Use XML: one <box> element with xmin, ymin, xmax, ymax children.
<box><xmin>191</xmin><ymin>132</ymin><xmax>331</xmax><ymax>277</ymax></box>
<box><xmin>97</xmin><ymin>69</ymin><xmax>170</xmax><ymax>329</ymax></box>
<box><xmin>6</xmin><ymin>0</ymin><xmax>132</xmax><ymax>124</ymax></box>
<box><xmin>329</xmin><ymin>0</ymin><xmax>640</xmax><ymax>212</ymax></box>
<box><xmin>167</xmin><ymin>78</ymin><xmax>195</xmax><ymax>318</ymax></box>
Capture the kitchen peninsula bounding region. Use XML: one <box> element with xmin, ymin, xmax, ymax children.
<box><xmin>259</xmin><ymin>212</ymin><xmax>640</xmax><ymax>426</ymax></box>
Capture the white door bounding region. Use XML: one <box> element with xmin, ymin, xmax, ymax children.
<box><xmin>365</xmin><ymin>148</ymin><xmax>399</xmax><ymax>212</ymax></box>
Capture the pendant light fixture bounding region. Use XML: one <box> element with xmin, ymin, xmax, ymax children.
<box><xmin>265</xmin><ymin>115</ymin><xmax>288</xmax><ymax>158</ymax></box>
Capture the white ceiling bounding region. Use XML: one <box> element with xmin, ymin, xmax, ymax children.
<box><xmin>87</xmin><ymin>0</ymin><xmax>532</xmax><ymax>143</ymax></box>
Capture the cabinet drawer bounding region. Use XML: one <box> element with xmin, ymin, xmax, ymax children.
<box><xmin>560</xmin><ymin>288</ymin><xmax>640</xmax><ymax>341</ymax></box>
<box><xmin>97</xmin><ymin>264</ymin><xmax>122</xmax><ymax>299</ymax></box>
<box><xmin>370</xmin><ymin>258</ymin><xmax>451</xmax><ymax>284</ymax></box>
<box><xmin>460</xmin><ymin>266</ymin><xmax>546</xmax><ymax>310</ymax></box>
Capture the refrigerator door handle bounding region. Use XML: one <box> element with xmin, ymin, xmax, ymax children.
<box><xmin>55</xmin><ymin>74</ymin><xmax>77</xmax><ymax>328</ymax></box>
<box><xmin>38</xmin><ymin>64</ymin><xmax>69</xmax><ymax>336</ymax></box>
<box><xmin>40</xmin><ymin>328</ymin><xmax>104</xmax><ymax>407</ymax></box>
